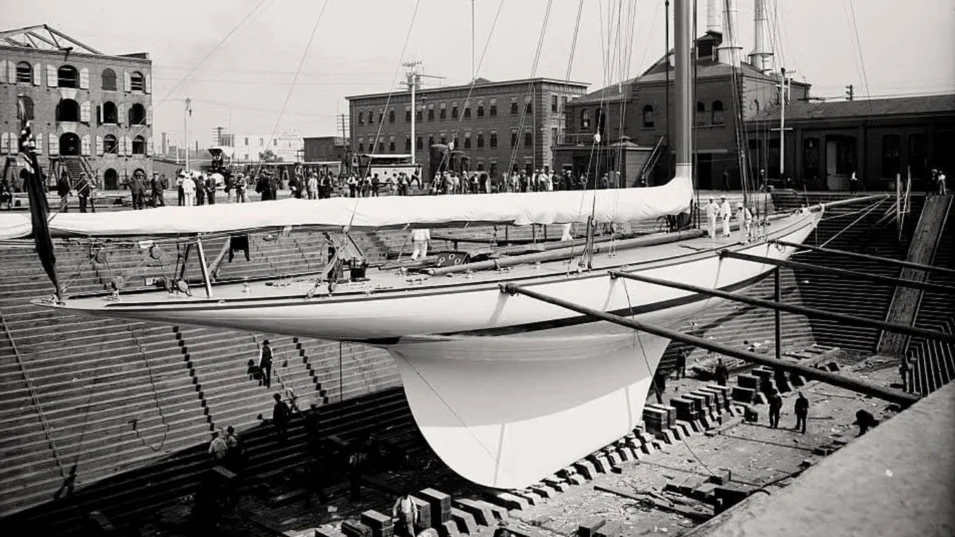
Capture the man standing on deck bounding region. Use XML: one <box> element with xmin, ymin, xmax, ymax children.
<box><xmin>130</xmin><ymin>170</ymin><xmax>147</xmax><ymax>210</ymax></box>
<box><xmin>151</xmin><ymin>172</ymin><xmax>166</xmax><ymax>207</ymax></box>
<box><xmin>57</xmin><ymin>171</ymin><xmax>72</xmax><ymax>212</ymax></box>
<box><xmin>411</xmin><ymin>228</ymin><xmax>431</xmax><ymax>260</ymax></box>
<box><xmin>719</xmin><ymin>196</ymin><xmax>732</xmax><ymax>238</ymax></box>
<box><xmin>715</xmin><ymin>358</ymin><xmax>729</xmax><ymax>386</ymax></box>
<box><xmin>75</xmin><ymin>172</ymin><xmax>95</xmax><ymax>213</ymax></box>
<box><xmin>272</xmin><ymin>394</ymin><xmax>290</xmax><ymax>442</ymax></box>
<box><xmin>736</xmin><ymin>203</ymin><xmax>753</xmax><ymax>243</ymax></box>
<box><xmin>794</xmin><ymin>392</ymin><xmax>809</xmax><ymax>434</ymax></box>
<box><xmin>768</xmin><ymin>390</ymin><xmax>782</xmax><ymax>428</ymax></box>
<box><xmin>705</xmin><ymin>198</ymin><xmax>719</xmax><ymax>238</ymax></box>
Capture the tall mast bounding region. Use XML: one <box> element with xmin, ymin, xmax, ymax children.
<box><xmin>673</xmin><ymin>0</ymin><xmax>694</xmax><ymax>181</ymax></box>
<box><xmin>184</xmin><ymin>97</ymin><xmax>192</xmax><ymax>171</ymax></box>
<box><xmin>403</xmin><ymin>61</ymin><xmax>422</xmax><ymax>167</ymax></box>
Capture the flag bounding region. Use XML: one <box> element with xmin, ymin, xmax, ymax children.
<box><xmin>18</xmin><ymin>95</ymin><xmax>60</xmax><ymax>301</ymax></box>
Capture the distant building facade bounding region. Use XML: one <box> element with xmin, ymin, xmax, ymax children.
<box><xmin>303</xmin><ymin>135</ymin><xmax>350</xmax><ymax>164</ymax></box>
<box><xmin>230</xmin><ymin>129</ymin><xmax>303</xmax><ymax>163</ymax></box>
<box><xmin>0</xmin><ymin>25</ymin><xmax>153</xmax><ymax>190</ymax></box>
<box><xmin>346</xmin><ymin>77</ymin><xmax>588</xmax><ymax>179</ymax></box>
<box><xmin>746</xmin><ymin>94</ymin><xmax>955</xmax><ymax>191</ymax></box>
<box><xmin>558</xmin><ymin>31</ymin><xmax>810</xmax><ymax>189</ymax></box>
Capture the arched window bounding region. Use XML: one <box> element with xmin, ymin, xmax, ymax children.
<box><xmin>16</xmin><ymin>62</ymin><xmax>32</xmax><ymax>84</ymax></box>
<box><xmin>102</xmin><ymin>102</ymin><xmax>118</xmax><ymax>124</ymax></box>
<box><xmin>696</xmin><ymin>101</ymin><xmax>706</xmax><ymax>125</ymax></box>
<box><xmin>58</xmin><ymin>65</ymin><xmax>79</xmax><ymax>88</ymax></box>
<box><xmin>358</xmin><ymin>141</ymin><xmax>365</xmax><ymax>152</ymax></box>
<box><xmin>388</xmin><ymin>109</ymin><xmax>395</xmax><ymax>124</ymax></box>
<box><xmin>581</xmin><ymin>109</ymin><xmax>591</xmax><ymax>130</ymax></box>
<box><xmin>129</xmin><ymin>103</ymin><xmax>147</xmax><ymax>125</ymax></box>
<box><xmin>56</xmin><ymin>99</ymin><xmax>80</xmax><ymax>122</ymax></box>
<box><xmin>102</xmin><ymin>68</ymin><xmax>117</xmax><ymax>91</ymax></box>
<box><xmin>358</xmin><ymin>111</ymin><xmax>364</xmax><ymax>125</ymax></box>
<box><xmin>103</xmin><ymin>135</ymin><xmax>118</xmax><ymax>154</ymax></box>
<box><xmin>130</xmin><ymin>71</ymin><xmax>145</xmax><ymax>92</ymax></box>
<box><xmin>132</xmin><ymin>135</ymin><xmax>146</xmax><ymax>155</ymax></box>
<box><xmin>642</xmin><ymin>105</ymin><xmax>655</xmax><ymax>128</ymax></box>
<box><xmin>711</xmin><ymin>101</ymin><xmax>724</xmax><ymax>125</ymax></box>
<box><xmin>882</xmin><ymin>134</ymin><xmax>901</xmax><ymax>178</ymax></box>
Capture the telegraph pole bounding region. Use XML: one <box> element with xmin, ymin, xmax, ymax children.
<box><xmin>403</xmin><ymin>61</ymin><xmax>422</xmax><ymax>166</ymax></box>
<box><xmin>471</xmin><ymin>0</ymin><xmax>476</xmax><ymax>82</ymax></box>
<box><xmin>184</xmin><ymin>97</ymin><xmax>192</xmax><ymax>171</ymax></box>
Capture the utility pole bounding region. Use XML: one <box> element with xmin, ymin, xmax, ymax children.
<box><xmin>402</xmin><ymin>61</ymin><xmax>422</xmax><ymax>166</ymax></box>
<box><xmin>845</xmin><ymin>84</ymin><xmax>855</xmax><ymax>101</ymax></box>
<box><xmin>184</xmin><ymin>97</ymin><xmax>192</xmax><ymax>171</ymax></box>
<box><xmin>470</xmin><ymin>0</ymin><xmax>476</xmax><ymax>82</ymax></box>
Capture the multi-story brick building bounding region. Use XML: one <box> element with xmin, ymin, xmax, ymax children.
<box><xmin>0</xmin><ymin>25</ymin><xmax>153</xmax><ymax>190</ymax></box>
<box><xmin>558</xmin><ymin>30</ymin><xmax>810</xmax><ymax>189</ymax></box>
<box><xmin>346</xmin><ymin>77</ymin><xmax>588</xmax><ymax>180</ymax></box>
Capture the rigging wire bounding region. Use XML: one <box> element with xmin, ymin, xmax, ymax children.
<box><xmin>844</xmin><ymin>0</ymin><xmax>873</xmax><ymax>108</ymax></box>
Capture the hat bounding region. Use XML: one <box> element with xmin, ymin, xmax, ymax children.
<box><xmin>720</xmin><ymin>195</ymin><xmax>727</xmax><ymax>200</ymax></box>
<box><xmin>737</xmin><ymin>202</ymin><xmax>744</xmax><ymax>209</ymax></box>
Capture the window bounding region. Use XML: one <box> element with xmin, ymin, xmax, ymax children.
<box><xmin>882</xmin><ymin>134</ymin><xmax>901</xmax><ymax>178</ymax></box>
<box><xmin>103</xmin><ymin>134</ymin><xmax>118</xmax><ymax>154</ymax></box>
<box><xmin>101</xmin><ymin>68</ymin><xmax>117</xmax><ymax>91</ymax></box>
<box><xmin>489</xmin><ymin>131</ymin><xmax>498</xmax><ymax>148</ymax></box>
<box><xmin>510</xmin><ymin>99</ymin><xmax>519</xmax><ymax>115</ymax></box>
<box><xmin>405</xmin><ymin>136</ymin><xmax>412</xmax><ymax>152</ymax></box>
<box><xmin>132</xmin><ymin>135</ymin><xmax>146</xmax><ymax>155</ymax></box>
<box><xmin>16</xmin><ymin>62</ymin><xmax>32</xmax><ymax>84</ymax></box>
<box><xmin>259</xmin><ymin>138</ymin><xmax>264</xmax><ymax>146</ymax></box>
<box><xmin>440</xmin><ymin>134</ymin><xmax>447</xmax><ymax>145</ymax></box>
<box><xmin>464</xmin><ymin>132</ymin><xmax>472</xmax><ymax>149</ymax></box>
<box><xmin>273</xmin><ymin>139</ymin><xmax>278</xmax><ymax>146</ymax></box>
<box><xmin>358</xmin><ymin>142</ymin><xmax>365</xmax><ymax>152</ymax></box>
<box><xmin>130</xmin><ymin>71</ymin><xmax>145</xmax><ymax>92</ymax></box>
<box><xmin>711</xmin><ymin>100</ymin><xmax>724</xmax><ymax>125</ymax></box>
<box><xmin>525</xmin><ymin>100</ymin><xmax>533</xmax><ymax>114</ymax></box>
<box><xmin>388</xmin><ymin>109</ymin><xmax>395</xmax><ymax>123</ymax></box>
<box><xmin>463</xmin><ymin>107</ymin><xmax>472</xmax><ymax>119</ymax></box>
<box><xmin>18</xmin><ymin>96</ymin><xmax>34</xmax><ymax>120</ymax></box>
<box><xmin>490</xmin><ymin>162</ymin><xmax>498</xmax><ymax>178</ymax></box>
<box><xmin>378</xmin><ymin>141</ymin><xmax>385</xmax><ymax>152</ymax></box>
<box><xmin>389</xmin><ymin>139</ymin><xmax>396</xmax><ymax>152</ymax></box>
<box><xmin>489</xmin><ymin>99</ymin><xmax>497</xmax><ymax>117</ymax></box>
<box><xmin>101</xmin><ymin>101</ymin><xmax>118</xmax><ymax>124</ymax></box>
<box><xmin>551</xmin><ymin>95</ymin><xmax>558</xmax><ymax>113</ymax></box>
<box><xmin>451</xmin><ymin>103</ymin><xmax>459</xmax><ymax>119</ymax></box>
<box><xmin>477</xmin><ymin>100</ymin><xmax>485</xmax><ymax>117</ymax></box>
<box><xmin>358</xmin><ymin>112</ymin><xmax>365</xmax><ymax>125</ymax></box>
<box><xmin>510</xmin><ymin>129</ymin><xmax>518</xmax><ymax>147</ymax></box>
<box><xmin>696</xmin><ymin>102</ymin><xmax>706</xmax><ymax>126</ymax></box>
<box><xmin>642</xmin><ymin>105</ymin><xmax>655</xmax><ymax>128</ymax></box>
<box><xmin>909</xmin><ymin>133</ymin><xmax>928</xmax><ymax>179</ymax></box>
<box><xmin>368</xmin><ymin>110</ymin><xmax>375</xmax><ymax>124</ymax></box>
<box><xmin>428</xmin><ymin>135</ymin><xmax>435</xmax><ymax>147</ymax></box>
<box><xmin>244</xmin><ymin>137</ymin><xmax>249</xmax><ymax>146</ymax></box>
<box><xmin>129</xmin><ymin>103</ymin><xmax>147</xmax><ymax>125</ymax></box>
<box><xmin>551</xmin><ymin>127</ymin><xmax>558</xmax><ymax>145</ymax></box>
<box><xmin>56</xmin><ymin>99</ymin><xmax>80</xmax><ymax>122</ymax></box>
<box><xmin>581</xmin><ymin>109</ymin><xmax>591</xmax><ymax>129</ymax></box>
<box><xmin>476</xmin><ymin>161</ymin><xmax>485</xmax><ymax>171</ymax></box>
<box><xmin>440</xmin><ymin>103</ymin><xmax>447</xmax><ymax>120</ymax></box>
<box><xmin>416</xmin><ymin>136</ymin><xmax>423</xmax><ymax>150</ymax></box>
<box><xmin>477</xmin><ymin>132</ymin><xmax>485</xmax><ymax>148</ymax></box>
<box><xmin>405</xmin><ymin>106</ymin><xmax>411</xmax><ymax>122</ymax></box>
<box><xmin>57</xmin><ymin>65</ymin><xmax>79</xmax><ymax>88</ymax></box>
<box><xmin>428</xmin><ymin>106</ymin><xmax>435</xmax><ymax>121</ymax></box>
<box><xmin>524</xmin><ymin>130</ymin><xmax>533</xmax><ymax>147</ymax></box>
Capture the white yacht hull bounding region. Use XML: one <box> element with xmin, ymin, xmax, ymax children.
<box><xmin>49</xmin><ymin>213</ymin><xmax>818</xmax><ymax>489</ymax></box>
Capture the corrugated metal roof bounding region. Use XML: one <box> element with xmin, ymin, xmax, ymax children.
<box><xmin>749</xmin><ymin>94</ymin><xmax>955</xmax><ymax>122</ymax></box>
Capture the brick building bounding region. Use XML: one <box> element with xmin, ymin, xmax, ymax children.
<box><xmin>0</xmin><ymin>25</ymin><xmax>153</xmax><ymax>190</ymax></box>
<box><xmin>746</xmin><ymin>94</ymin><xmax>955</xmax><ymax>191</ymax></box>
<box><xmin>558</xmin><ymin>30</ymin><xmax>810</xmax><ymax>189</ymax></box>
<box><xmin>302</xmin><ymin>135</ymin><xmax>349</xmax><ymax>164</ymax></box>
<box><xmin>346</xmin><ymin>77</ymin><xmax>588</xmax><ymax>180</ymax></box>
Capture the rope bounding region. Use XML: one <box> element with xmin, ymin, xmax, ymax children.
<box><xmin>819</xmin><ymin>198</ymin><xmax>888</xmax><ymax>248</ymax></box>
<box><xmin>126</xmin><ymin>323</ymin><xmax>170</xmax><ymax>452</ymax></box>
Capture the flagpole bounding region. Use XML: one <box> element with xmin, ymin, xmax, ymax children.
<box><xmin>184</xmin><ymin>97</ymin><xmax>192</xmax><ymax>172</ymax></box>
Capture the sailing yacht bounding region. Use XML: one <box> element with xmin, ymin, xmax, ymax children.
<box><xmin>4</xmin><ymin>0</ymin><xmax>831</xmax><ymax>489</ymax></box>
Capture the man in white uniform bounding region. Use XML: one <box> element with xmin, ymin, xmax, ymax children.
<box><xmin>719</xmin><ymin>195</ymin><xmax>732</xmax><ymax>238</ymax></box>
<box><xmin>411</xmin><ymin>228</ymin><xmax>431</xmax><ymax>260</ymax></box>
<box><xmin>736</xmin><ymin>202</ymin><xmax>753</xmax><ymax>243</ymax></box>
<box><xmin>705</xmin><ymin>198</ymin><xmax>719</xmax><ymax>239</ymax></box>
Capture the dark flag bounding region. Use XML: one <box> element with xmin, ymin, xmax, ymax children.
<box><xmin>17</xmin><ymin>95</ymin><xmax>60</xmax><ymax>301</ymax></box>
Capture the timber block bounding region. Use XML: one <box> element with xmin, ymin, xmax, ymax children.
<box><xmin>752</xmin><ymin>392</ymin><xmax>767</xmax><ymax>406</ymax></box>
<box><xmin>530</xmin><ymin>484</ymin><xmax>556</xmax><ymax>500</ymax></box>
<box><xmin>675</xmin><ymin>420</ymin><xmax>695</xmax><ymax>437</ymax></box>
<box><xmin>361</xmin><ymin>511</ymin><xmax>394</xmax><ymax>537</ymax></box>
<box><xmin>542</xmin><ymin>475</ymin><xmax>569</xmax><ymax>493</ymax></box>
<box><xmin>341</xmin><ymin>520</ymin><xmax>373</xmax><ymax>537</ymax></box>
<box><xmin>615</xmin><ymin>446</ymin><xmax>634</xmax><ymax>462</ymax></box>
<box><xmin>731</xmin><ymin>386</ymin><xmax>755</xmax><ymax>404</ymax></box>
<box><xmin>589</xmin><ymin>453</ymin><xmax>612</xmax><ymax>473</ymax></box>
<box><xmin>411</xmin><ymin>497</ymin><xmax>432</xmax><ymax>529</ymax></box>
<box><xmin>594</xmin><ymin>521</ymin><xmax>622</xmax><ymax>537</ymax></box>
<box><xmin>790</xmin><ymin>374</ymin><xmax>806</xmax><ymax>387</ymax></box>
<box><xmin>513</xmin><ymin>490</ymin><xmax>540</xmax><ymax>506</ymax></box>
<box><xmin>419</xmin><ymin>488</ymin><xmax>452</xmax><ymax>524</ymax></box>
<box><xmin>566</xmin><ymin>473</ymin><xmax>588</xmax><ymax>485</ymax></box>
<box><xmin>574</xmin><ymin>460</ymin><xmax>598</xmax><ymax>480</ymax></box>
<box><xmin>737</xmin><ymin>374</ymin><xmax>760</xmax><ymax>390</ymax></box>
<box><xmin>669</xmin><ymin>424</ymin><xmax>685</xmax><ymax>441</ymax></box>
<box><xmin>605</xmin><ymin>450</ymin><xmax>623</xmax><ymax>467</ymax></box>
<box><xmin>453</xmin><ymin>499</ymin><xmax>494</xmax><ymax>526</ymax></box>
<box><xmin>438</xmin><ymin>520</ymin><xmax>461</xmax><ymax>537</ymax></box>
<box><xmin>577</xmin><ymin>517</ymin><xmax>606</xmax><ymax>537</ymax></box>
<box><xmin>656</xmin><ymin>428</ymin><xmax>677</xmax><ymax>445</ymax></box>
<box><xmin>557</xmin><ymin>467</ymin><xmax>578</xmax><ymax>480</ymax></box>
<box><xmin>485</xmin><ymin>491</ymin><xmax>529</xmax><ymax>511</ymax></box>
<box><xmin>315</xmin><ymin>526</ymin><xmax>348</xmax><ymax>537</ymax></box>
<box><xmin>450</xmin><ymin>508</ymin><xmax>478</xmax><ymax>535</ymax></box>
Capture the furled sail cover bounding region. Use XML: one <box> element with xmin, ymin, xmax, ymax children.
<box><xmin>0</xmin><ymin>213</ymin><xmax>32</xmax><ymax>241</ymax></box>
<box><xmin>0</xmin><ymin>177</ymin><xmax>692</xmax><ymax>238</ymax></box>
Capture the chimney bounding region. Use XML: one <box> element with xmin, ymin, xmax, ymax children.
<box><xmin>717</xmin><ymin>0</ymin><xmax>742</xmax><ymax>67</ymax></box>
<box><xmin>749</xmin><ymin>0</ymin><xmax>772</xmax><ymax>72</ymax></box>
<box><xmin>707</xmin><ymin>0</ymin><xmax>721</xmax><ymax>33</ymax></box>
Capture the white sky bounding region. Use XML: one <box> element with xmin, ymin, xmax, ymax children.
<box><xmin>5</xmin><ymin>0</ymin><xmax>954</xmax><ymax>145</ymax></box>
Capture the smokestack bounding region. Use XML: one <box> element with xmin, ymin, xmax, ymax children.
<box><xmin>749</xmin><ymin>0</ymin><xmax>772</xmax><ymax>72</ymax></box>
<box><xmin>717</xmin><ymin>0</ymin><xmax>742</xmax><ymax>67</ymax></box>
<box><xmin>706</xmin><ymin>0</ymin><xmax>721</xmax><ymax>33</ymax></box>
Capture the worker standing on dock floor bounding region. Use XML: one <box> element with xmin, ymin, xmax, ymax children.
<box><xmin>705</xmin><ymin>198</ymin><xmax>719</xmax><ymax>238</ymax></box>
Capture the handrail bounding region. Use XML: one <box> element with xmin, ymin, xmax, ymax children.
<box><xmin>0</xmin><ymin>307</ymin><xmax>66</xmax><ymax>477</ymax></box>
